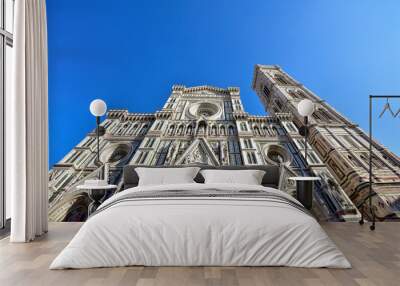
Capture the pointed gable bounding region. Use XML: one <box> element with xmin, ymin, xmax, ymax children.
<box><xmin>175</xmin><ymin>138</ymin><xmax>220</xmax><ymax>166</ymax></box>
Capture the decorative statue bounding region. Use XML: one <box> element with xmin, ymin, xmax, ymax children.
<box><xmin>220</xmin><ymin>142</ymin><xmax>228</xmax><ymax>165</ymax></box>
<box><xmin>198</xmin><ymin>124</ymin><xmax>205</xmax><ymax>135</ymax></box>
<box><xmin>192</xmin><ymin>148</ymin><xmax>203</xmax><ymax>163</ymax></box>
<box><xmin>186</xmin><ymin>125</ymin><xmax>193</xmax><ymax>135</ymax></box>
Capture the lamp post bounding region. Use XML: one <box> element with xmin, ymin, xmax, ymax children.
<box><xmin>90</xmin><ymin>99</ymin><xmax>107</xmax><ymax>168</ymax></box>
<box><xmin>289</xmin><ymin>99</ymin><xmax>318</xmax><ymax>211</ymax></box>
<box><xmin>297</xmin><ymin>99</ymin><xmax>315</xmax><ymax>165</ymax></box>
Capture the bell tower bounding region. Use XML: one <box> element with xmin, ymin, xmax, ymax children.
<box><xmin>252</xmin><ymin>64</ymin><xmax>400</xmax><ymax>220</ymax></box>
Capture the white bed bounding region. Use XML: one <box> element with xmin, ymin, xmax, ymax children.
<box><xmin>50</xmin><ymin>183</ymin><xmax>351</xmax><ymax>269</ymax></box>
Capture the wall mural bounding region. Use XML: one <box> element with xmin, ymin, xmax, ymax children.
<box><xmin>48</xmin><ymin>65</ymin><xmax>400</xmax><ymax>222</ymax></box>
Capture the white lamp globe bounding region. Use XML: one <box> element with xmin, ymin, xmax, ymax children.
<box><xmin>90</xmin><ymin>99</ymin><xmax>107</xmax><ymax>117</ymax></box>
<box><xmin>297</xmin><ymin>99</ymin><xmax>315</xmax><ymax>117</ymax></box>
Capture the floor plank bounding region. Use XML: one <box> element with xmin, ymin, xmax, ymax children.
<box><xmin>0</xmin><ymin>222</ymin><xmax>399</xmax><ymax>286</ymax></box>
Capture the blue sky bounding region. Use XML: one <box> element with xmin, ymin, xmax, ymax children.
<box><xmin>47</xmin><ymin>0</ymin><xmax>400</xmax><ymax>167</ymax></box>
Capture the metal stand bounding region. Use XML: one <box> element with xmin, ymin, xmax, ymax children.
<box><xmin>96</xmin><ymin>116</ymin><xmax>100</xmax><ymax>165</ymax></box>
<box><xmin>304</xmin><ymin>116</ymin><xmax>308</xmax><ymax>164</ymax></box>
<box><xmin>296</xmin><ymin>180</ymin><xmax>313</xmax><ymax>210</ymax></box>
<box><xmin>298</xmin><ymin>116</ymin><xmax>310</xmax><ymax>167</ymax></box>
<box><xmin>77</xmin><ymin>184</ymin><xmax>117</xmax><ymax>218</ymax></box>
<box><xmin>87</xmin><ymin>189</ymin><xmax>107</xmax><ymax>216</ymax></box>
<box><xmin>94</xmin><ymin>116</ymin><xmax>106</xmax><ymax>178</ymax></box>
<box><xmin>358</xmin><ymin>95</ymin><xmax>400</xmax><ymax>231</ymax></box>
<box><xmin>289</xmin><ymin>177</ymin><xmax>321</xmax><ymax>210</ymax></box>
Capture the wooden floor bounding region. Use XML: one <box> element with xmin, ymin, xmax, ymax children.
<box><xmin>0</xmin><ymin>222</ymin><xmax>399</xmax><ymax>286</ymax></box>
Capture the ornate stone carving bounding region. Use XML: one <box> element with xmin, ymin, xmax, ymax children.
<box><xmin>220</xmin><ymin>141</ymin><xmax>229</xmax><ymax>165</ymax></box>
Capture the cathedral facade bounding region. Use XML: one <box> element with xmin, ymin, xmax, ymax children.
<box><xmin>48</xmin><ymin>65</ymin><xmax>400</xmax><ymax>222</ymax></box>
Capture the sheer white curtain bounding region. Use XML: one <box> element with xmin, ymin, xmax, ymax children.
<box><xmin>7</xmin><ymin>0</ymin><xmax>48</xmax><ymax>242</ymax></box>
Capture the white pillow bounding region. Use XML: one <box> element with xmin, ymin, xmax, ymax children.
<box><xmin>135</xmin><ymin>167</ymin><xmax>200</xmax><ymax>186</ymax></box>
<box><xmin>200</xmin><ymin>169</ymin><xmax>265</xmax><ymax>185</ymax></box>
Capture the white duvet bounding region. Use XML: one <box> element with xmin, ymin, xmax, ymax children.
<box><xmin>50</xmin><ymin>183</ymin><xmax>351</xmax><ymax>269</ymax></box>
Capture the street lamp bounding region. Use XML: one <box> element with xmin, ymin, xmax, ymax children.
<box><xmin>297</xmin><ymin>99</ymin><xmax>315</xmax><ymax>165</ymax></box>
<box><xmin>90</xmin><ymin>99</ymin><xmax>107</xmax><ymax>168</ymax></box>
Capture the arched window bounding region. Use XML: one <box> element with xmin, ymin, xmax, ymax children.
<box><xmin>154</xmin><ymin>141</ymin><xmax>171</xmax><ymax>165</ymax></box>
<box><xmin>253</xmin><ymin>125</ymin><xmax>261</xmax><ymax>136</ymax></box>
<box><xmin>140</xmin><ymin>125</ymin><xmax>148</xmax><ymax>135</ymax></box>
<box><xmin>228</xmin><ymin>125</ymin><xmax>235</xmax><ymax>135</ymax></box>
<box><xmin>228</xmin><ymin>140</ymin><xmax>242</xmax><ymax>165</ymax></box>
<box><xmin>275</xmin><ymin>75</ymin><xmax>288</xmax><ymax>85</ymax></box>
<box><xmin>211</xmin><ymin>125</ymin><xmax>217</xmax><ymax>136</ymax></box>
<box><xmin>186</xmin><ymin>124</ymin><xmax>193</xmax><ymax>135</ymax></box>
<box><xmin>197</xmin><ymin>121</ymin><xmax>207</xmax><ymax>135</ymax></box>
<box><xmin>116</xmin><ymin>126</ymin><xmax>124</xmax><ymax>135</ymax></box>
<box><xmin>145</xmin><ymin>138</ymin><xmax>155</xmax><ymax>148</ymax></box>
<box><xmin>275</xmin><ymin>100</ymin><xmax>283</xmax><ymax>109</ymax></box>
<box><xmin>155</xmin><ymin>121</ymin><xmax>164</xmax><ymax>130</ymax></box>
<box><xmin>136</xmin><ymin>151</ymin><xmax>143</xmax><ymax>164</ymax></box>
<box><xmin>220</xmin><ymin>126</ymin><xmax>226</xmax><ymax>136</ymax></box>
<box><xmin>247</xmin><ymin>152</ymin><xmax>257</xmax><ymax>164</ymax></box>
<box><xmin>240</xmin><ymin>122</ymin><xmax>248</xmax><ymax>131</ymax></box>
<box><xmin>272</xmin><ymin>126</ymin><xmax>281</xmax><ymax>136</ymax></box>
<box><xmin>177</xmin><ymin>125</ymin><xmax>184</xmax><ymax>135</ymax></box>
<box><xmin>243</xmin><ymin>139</ymin><xmax>253</xmax><ymax>149</ymax></box>
<box><xmin>262</xmin><ymin>125</ymin><xmax>270</xmax><ymax>136</ymax></box>
<box><xmin>132</xmin><ymin>124</ymin><xmax>139</xmax><ymax>134</ymax></box>
<box><xmin>263</xmin><ymin>85</ymin><xmax>270</xmax><ymax>97</ymax></box>
<box><xmin>140</xmin><ymin>152</ymin><xmax>148</xmax><ymax>164</ymax></box>
<box><xmin>168</xmin><ymin>125</ymin><xmax>175</xmax><ymax>136</ymax></box>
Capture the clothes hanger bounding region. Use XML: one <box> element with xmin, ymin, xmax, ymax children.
<box><xmin>379</xmin><ymin>98</ymin><xmax>395</xmax><ymax>118</ymax></box>
<box><xmin>393</xmin><ymin>100</ymin><xmax>400</xmax><ymax>118</ymax></box>
<box><xmin>394</xmin><ymin>108</ymin><xmax>400</xmax><ymax>118</ymax></box>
